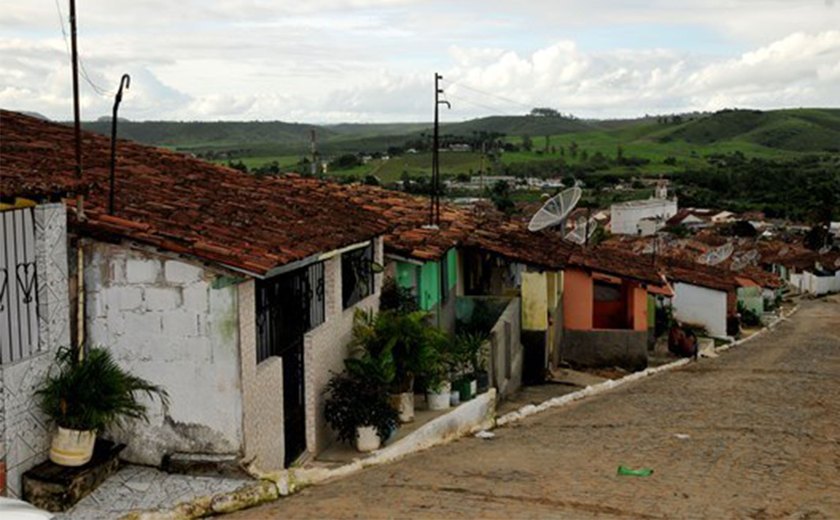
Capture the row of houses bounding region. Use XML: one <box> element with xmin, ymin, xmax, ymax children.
<box><xmin>0</xmin><ymin>110</ymin><xmax>792</xmax><ymax>497</ymax></box>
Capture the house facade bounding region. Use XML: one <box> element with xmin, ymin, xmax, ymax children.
<box><xmin>1</xmin><ymin>110</ymin><xmax>390</xmax><ymax>474</ymax></box>
<box><xmin>560</xmin><ymin>249</ymin><xmax>664</xmax><ymax>371</ymax></box>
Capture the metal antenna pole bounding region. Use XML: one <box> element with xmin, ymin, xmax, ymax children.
<box><xmin>108</xmin><ymin>74</ymin><xmax>130</xmax><ymax>215</ymax></box>
<box><xmin>69</xmin><ymin>0</ymin><xmax>82</xmax><ymax>179</ymax></box>
<box><xmin>310</xmin><ymin>129</ymin><xmax>318</xmax><ymax>176</ymax></box>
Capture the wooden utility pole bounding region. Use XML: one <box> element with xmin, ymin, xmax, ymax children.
<box><xmin>430</xmin><ymin>73</ymin><xmax>450</xmax><ymax>227</ymax></box>
<box><xmin>69</xmin><ymin>0</ymin><xmax>82</xmax><ymax>179</ymax></box>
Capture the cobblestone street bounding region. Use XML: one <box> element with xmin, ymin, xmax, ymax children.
<box><xmin>231</xmin><ymin>298</ymin><xmax>840</xmax><ymax>519</ymax></box>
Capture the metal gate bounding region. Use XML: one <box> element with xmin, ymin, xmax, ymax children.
<box><xmin>0</xmin><ymin>207</ymin><xmax>40</xmax><ymax>365</ymax></box>
<box><xmin>255</xmin><ymin>261</ymin><xmax>325</xmax><ymax>467</ymax></box>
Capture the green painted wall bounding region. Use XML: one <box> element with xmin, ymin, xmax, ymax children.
<box><xmin>419</xmin><ymin>261</ymin><xmax>441</xmax><ymax>311</ymax></box>
<box><xmin>737</xmin><ymin>286</ymin><xmax>764</xmax><ymax>316</ymax></box>
<box><xmin>394</xmin><ymin>249</ymin><xmax>458</xmax><ymax>312</ymax></box>
<box><xmin>446</xmin><ymin>249</ymin><xmax>457</xmax><ymax>290</ymax></box>
<box><xmin>647</xmin><ymin>294</ymin><xmax>655</xmax><ymax>328</ymax></box>
<box><xmin>395</xmin><ymin>262</ymin><xmax>416</xmax><ymax>291</ymax></box>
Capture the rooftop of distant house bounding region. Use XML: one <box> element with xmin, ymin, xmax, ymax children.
<box><xmin>0</xmin><ymin>109</ymin><xmax>388</xmax><ymax>275</ymax></box>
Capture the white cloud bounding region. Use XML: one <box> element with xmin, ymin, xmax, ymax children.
<box><xmin>1</xmin><ymin>1</ymin><xmax>838</xmax><ymax>121</ymax></box>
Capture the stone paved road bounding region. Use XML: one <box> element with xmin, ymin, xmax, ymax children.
<box><xmin>232</xmin><ymin>298</ymin><xmax>840</xmax><ymax>519</ymax></box>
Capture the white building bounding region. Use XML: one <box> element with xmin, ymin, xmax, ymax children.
<box><xmin>610</xmin><ymin>194</ymin><xmax>678</xmax><ymax>236</ymax></box>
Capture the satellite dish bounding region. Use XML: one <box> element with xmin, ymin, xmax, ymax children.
<box><xmin>698</xmin><ymin>242</ymin><xmax>734</xmax><ymax>266</ymax></box>
<box><xmin>527</xmin><ymin>186</ymin><xmax>582</xmax><ymax>232</ymax></box>
<box><xmin>742</xmin><ymin>249</ymin><xmax>759</xmax><ymax>264</ymax></box>
<box><xmin>564</xmin><ymin>216</ymin><xmax>598</xmax><ymax>245</ymax></box>
<box><xmin>730</xmin><ymin>255</ymin><xmax>749</xmax><ymax>271</ymax></box>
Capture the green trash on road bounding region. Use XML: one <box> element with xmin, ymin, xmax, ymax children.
<box><xmin>617</xmin><ymin>465</ymin><xmax>654</xmax><ymax>477</ymax></box>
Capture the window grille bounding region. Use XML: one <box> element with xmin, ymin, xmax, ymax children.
<box><xmin>341</xmin><ymin>243</ymin><xmax>374</xmax><ymax>309</ymax></box>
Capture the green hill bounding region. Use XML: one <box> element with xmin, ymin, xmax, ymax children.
<box><xmin>662</xmin><ymin>108</ymin><xmax>840</xmax><ymax>152</ymax></box>
<box><xmin>80</xmin><ymin>120</ymin><xmax>335</xmax><ymax>149</ymax></box>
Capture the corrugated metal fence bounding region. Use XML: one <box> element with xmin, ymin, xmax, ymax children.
<box><xmin>0</xmin><ymin>207</ymin><xmax>40</xmax><ymax>365</ymax></box>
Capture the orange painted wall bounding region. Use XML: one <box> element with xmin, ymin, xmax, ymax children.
<box><xmin>632</xmin><ymin>285</ymin><xmax>648</xmax><ymax>331</ymax></box>
<box><xmin>563</xmin><ymin>268</ymin><xmax>593</xmax><ymax>330</ymax></box>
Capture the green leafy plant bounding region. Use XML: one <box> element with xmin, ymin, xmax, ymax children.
<box><xmin>324</xmin><ymin>371</ymin><xmax>399</xmax><ymax>444</ymax></box>
<box><xmin>36</xmin><ymin>346</ymin><xmax>169</xmax><ymax>432</ymax></box>
<box><xmin>350</xmin><ymin>309</ymin><xmax>443</xmax><ymax>393</ymax></box>
<box><xmin>451</xmin><ymin>332</ymin><xmax>487</xmax><ymax>378</ymax></box>
<box><xmin>379</xmin><ymin>278</ymin><xmax>418</xmax><ymax>314</ymax></box>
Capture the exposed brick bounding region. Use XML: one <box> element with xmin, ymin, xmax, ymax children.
<box><xmin>126</xmin><ymin>258</ymin><xmax>160</xmax><ymax>284</ymax></box>
<box><xmin>164</xmin><ymin>260</ymin><xmax>203</xmax><ymax>285</ymax></box>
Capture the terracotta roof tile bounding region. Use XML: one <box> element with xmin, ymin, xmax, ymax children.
<box><xmin>1</xmin><ymin>110</ymin><xmax>389</xmax><ymax>275</ymax></box>
<box><xmin>568</xmin><ymin>246</ymin><xmax>664</xmax><ymax>285</ymax></box>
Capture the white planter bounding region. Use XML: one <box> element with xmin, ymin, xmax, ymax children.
<box><xmin>356</xmin><ymin>426</ymin><xmax>381</xmax><ymax>452</ymax></box>
<box><xmin>390</xmin><ymin>392</ymin><xmax>415</xmax><ymax>423</ymax></box>
<box><xmin>426</xmin><ymin>381</ymin><xmax>451</xmax><ymax>411</ymax></box>
<box><xmin>50</xmin><ymin>427</ymin><xmax>96</xmax><ymax>467</ymax></box>
<box><xmin>450</xmin><ymin>391</ymin><xmax>461</xmax><ymax>406</ymax></box>
<box><xmin>470</xmin><ymin>379</ymin><xmax>478</xmax><ymax>397</ymax></box>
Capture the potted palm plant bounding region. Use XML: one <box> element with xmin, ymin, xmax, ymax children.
<box><xmin>36</xmin><ymin>346</ymin><xmax>168</xmax><ymax>467</ymax></box>
<box><xmin>324</xmin><ymin>369</ymin><xmax>399</xmax><ymax>452</ymax></box>
<box><xmin>350</xmin><ymin>309</ymin><xmax>439</xmax><ymax>422</ymax></box>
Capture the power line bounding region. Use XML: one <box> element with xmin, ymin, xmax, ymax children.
<box><xmin>442</xmin><ymin>79</ymin><xmax>533</xmax><ymax>112</ymax></box>
<box><xmin>444</xmin><ymin>92</ymin><xmax>521</xmax><ymax>117</ymax></box>
<box><xmin>54</xmin><ymin>0</ymin><xmax>112</xmax><ymax>97</ymax></box>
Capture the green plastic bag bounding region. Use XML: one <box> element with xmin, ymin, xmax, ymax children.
<box><xmin>617</xmin><ymin>465</ymin><xmax>653</xmax><ymax>477</ymax></box>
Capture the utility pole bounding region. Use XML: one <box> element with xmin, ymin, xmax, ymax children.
<box><xmin>310</xmin><ymin>129</ymin><xmax>318</xmax><ymax>176</ymax></box>
<box><xmin>430</xmin><ymin>73</ymin><xmax>450</xmax><ymax>227</ymax></box>
<box><xmin>69</xmin><ymin>0</ymin><xmax>82</xmax><ymax>179</ymax></box>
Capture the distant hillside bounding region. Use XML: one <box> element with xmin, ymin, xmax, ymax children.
<box><xmin>80</xmin><ymin>120</ymin><xmax>334</xmax><ymax>148</ymax></box>
<box><xmin>441</xmin><ymin>115</ymin><xmax>592</xmax><ymax>136</ymax></box>
<box><xmin>662</xmin><ymin>108</ymin><xmax>840</xmax><ymax>152</ymax></box>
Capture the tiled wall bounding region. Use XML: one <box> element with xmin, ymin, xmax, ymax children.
<box><xmin>239</xmin><ymin>279</ymin><xmax>285</xmax><ymax>471</ymax></box>
<box><xmin>1</xmin><ymin>203</ymin><xmax>69</xmax><ymax>497</ymax></box>
<box><xmin>304</xmin><ymin>237</ymin><xmax>383</xmax><ymax>454</ymax></box>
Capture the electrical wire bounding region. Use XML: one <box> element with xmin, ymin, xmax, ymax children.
<box><xmin>442</xmin><ymin>78</ymin><xmax>533</xmax><ymax>112</ymax></box>
<box><xmin>54</xmin><ymin>0</ymin><xmax>113</xmax><ymax>97</ymax></box>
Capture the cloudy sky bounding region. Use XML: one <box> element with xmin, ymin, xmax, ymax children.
<box><xmin>2</xmin><ymin>1</ymin><xmax>839</xmax><ymax>122</ymax></box>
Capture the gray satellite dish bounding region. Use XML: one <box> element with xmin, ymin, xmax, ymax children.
<box><xmin>698</xmin><ymin>242</ymin><xmax>734</xmax><ymax>266</ymax></box>
<box><xmin>527</xmin><ymin>186</ymin><xmax>582</xmax><ymax>232</ymax></box>
<box><xmin>564</xmin><ymin>216</ymin><xmax>598</xmax><ymax>245</ymax></box>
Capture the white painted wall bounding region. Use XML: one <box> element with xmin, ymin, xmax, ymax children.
<box><xmin>801</xmin><ymin>271</ymin><xmax>840</xmax><ymax>295</ymax></box>
<box><xmin>84</xmin><ymin>242</ymin><xmax>243</xmax><ymax>466</ymax></box>
<box><xmin>610</xmin><ymin>198</ymin><xmax>677</xmax><ymax>235</ymax></box>
<box><xmin>672</xmin><ymin>282</ymin><xmax>728</xmax><ymax>337</ymax></box>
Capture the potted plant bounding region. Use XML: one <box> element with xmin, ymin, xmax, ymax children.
<box><xmin>425</xmin><ymin>337</ymin><xmax>455</xmax><ymax>411</ymax></box>
<box><xmin>455</xmin><ymin>332</ymin><xmax>487</xmax><ymax>398</ymax></box>
<box><xmin>36</xmin><ymin>346</ymin><xmax>168</xmax><ymax>467</ymax></box>
<box><xmin>323</xmin><ymin>370</ymin><xmax>399</xmax><ymax>453</ymax></box>
<box><xmin>349</xmin><ymin>309</ymin><xmax>439</xmax><ymax>422</ymax></box>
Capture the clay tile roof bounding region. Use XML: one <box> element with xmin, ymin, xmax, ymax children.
<box><xmin>1</xmin><ymin>110</ymin><xmax>388</xmax><ymax>275</ymax></box>
<box><xmin>658</xmin><ymin>258</ymin><xmax>739</xmax><ymax>292</ymax></box>
<box><xmin>568</xmin><ymin>246</ymin><xmax>664</xmax><ymax>285</ymax></box>
<box><xmin>331</xmin><ymin>183</ymin><xmax>575</xmax><ymax>269</ymax></box>
<box><xmin>465</xmin><ymin>216</ymin><xmax>576</xmax><ymax>270</ymax></box>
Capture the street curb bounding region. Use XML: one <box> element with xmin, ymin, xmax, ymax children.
<box><xmin>121</xmin><ymin>306</ymin><xmax>802</xmax><ymax>519</ymax></box>
<box><xmin>120</xmin><ymin>390</ymin><xmax>497</xmax><ymax>520</ymax></box>
<box><xmin>495</xmin><ymin>303</ymin><xmax>801</xmax><ymax>430</ymax></box>
<box><xmin>715</xmin><ymin>304</ymin><xmax>799</xmax><ymax>353</ymax></box>
<box><xmin>495</xmin><ymin>358</ymin><xmax>692</xmax><ymax>427</ymax></box>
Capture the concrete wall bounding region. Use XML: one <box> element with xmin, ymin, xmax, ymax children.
<box><xmin>303</xmin><ymin>237</ymin><xmax>383</xmax><ymax>456</ymax></box>
<box><xmin>1</xmin><ymin>203</ymin><xmax>70</xmax><ymax>497</ymax></box>
<box><xmin>610</xmin><ymin>198</ymin><xmax>677</xmax><ymax>235</ymax></box>
<box><xmin>560</xmin><ymin>329</ymin><xmax>648</xmax><ymax>371</ymax></box>
<box><xmin>672</xmin><ymin>282</ymin><xmax>727</xmax><ymax>337</ymax></box>
<box><xmin>521</xmin><ymin>272</ymin><xmax>548</xmax><ymax>331</ymax></box>
<box><xmin>801</xmin><ymin>271</ymin><xmax>840</xmax><ymax>295</ymax></box>
<box><xmin>484</xmin><ymin>298</ymin><xmax>522</xmax><ymax>399</ymax></box>
<box><xmin>84</xmin><ymin>242</ymin><xmax>243</xmax><ymax>466</ymax></box>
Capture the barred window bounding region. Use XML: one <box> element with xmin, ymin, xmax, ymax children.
<box><xmin>342</xmin><ymin>242</ymin><xmax>374</xmax><ymax>309</ymax></box>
